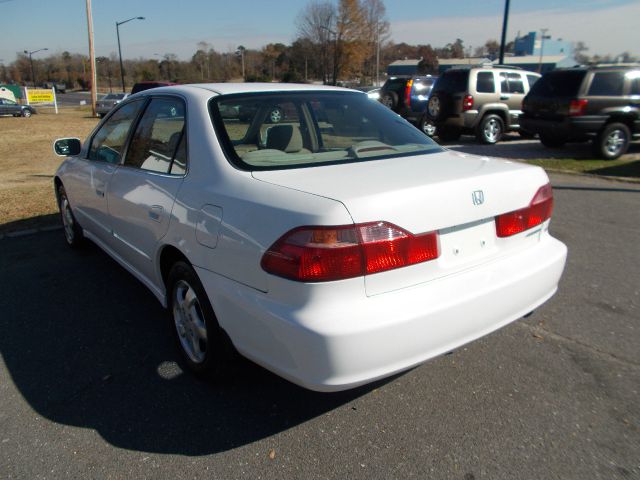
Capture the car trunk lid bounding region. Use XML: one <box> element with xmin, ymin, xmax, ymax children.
<box><xmin>253</xmin><ymin>151</ymin><xmax>550</xmax><ymax>294</ymax></box>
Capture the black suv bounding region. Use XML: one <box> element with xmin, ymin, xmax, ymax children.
<box><xmin>521</xmin><ymin>65</ymin><xmax>640</xmax><ymax>159</ymax></box>
<box><xmin>379</xmin><ymin>75</ymin><xmax>437</xmax><ymax>135</ymax></box>
<box><xmin>426</xmin><ymin>65</ymin><xmax>540</xmax><ymax>143</ymax></box>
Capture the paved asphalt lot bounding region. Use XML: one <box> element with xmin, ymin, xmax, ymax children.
<box><xmin>0</xmin><ymin>172</ymin><xmax>638</xmax><ymax>479</ymax></box>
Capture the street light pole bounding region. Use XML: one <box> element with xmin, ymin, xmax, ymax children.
<box><xmin>116</xmin><ymin>16</ymin><xmax>145</xmax><ymax>92</ymax></box>
<box><xmin>23</xmin><ymin>48</ymin><xmax>48</xmax><ymax>87</ymax></box>
<box><xmin>498</xmin><ymin>0</ymin><xmax>510</xmax><ymax>65</ymax></box>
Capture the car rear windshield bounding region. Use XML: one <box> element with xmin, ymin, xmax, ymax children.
<box><xmin>104</xmin><ymin>94</ymin><xmax>126</xmax><ymax>100</ymax></box>
<box><xmin>433</xmin><ymin>70</ymin><xmax>469</xmax><ymax>93</ymax></box>
<box><xmin>528</xmin><ymin>70</ymin><xmax>587</xmax><ymax>97</ymax></box>
<box><xmin>210</xmin><ymin>91</ymin><xmax>442</xmax><ymax>171</ymax></box>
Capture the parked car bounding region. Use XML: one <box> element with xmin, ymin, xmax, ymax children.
<box><xmin>426</xmin><ymin>65</ymin><xmax>540</xmax><ymax>143</ymax></box>
<box><xmin>380</xmin><ymin>75</ymin><xmax>438</xmax><ymax>135</ymax></box>
<box><xmin>96</xmin><ymin>93</ymin><xmax>129</xmax><ymax>117</ymax></box>
<box><xmin>131</xmin><ymin>81</ymin><xmax>178</xmax><ymax>94</ymax></box>
<box><xmin>52</xmin><ymin>84</ymin><xmax>567</xmax><ymax>392</ymax></box>
<box><xmin>0</xmin><ymin>98</ymin><xmax>36</xmax><ymax>117</ymax></box>
<box><xmin>521</xmin><ymin>64</ymin><xmax>640</xmax><ymax>159</ymax></box>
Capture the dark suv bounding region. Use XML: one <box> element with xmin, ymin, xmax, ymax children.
<box><xmin>521</xmin><ymin>65</ymin><xmax>640</xmax><ymax>159</ymax></box>
<box><xmin>426</xmin><ymin>65</ymin><xmax>540</xmax><ymax>143</ymax></box>
<box><xmin>379</xmin><ymin>75</ymin><xmax>437</xmax><ymax>135</ymax></box>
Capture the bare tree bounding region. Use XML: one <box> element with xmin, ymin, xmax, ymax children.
<box><xmin>362</xmin><ymin>0</ymin><xmax>390</xmax><ymax>84</ymax></box>
<box><xmin>296</xmin><ymin>1</ymin><xmax>335</xmax><ymax>83</ymax></box>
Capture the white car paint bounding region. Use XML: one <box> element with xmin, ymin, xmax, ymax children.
<box><xmin>54</xmin><ymin>83</ymin><xmax>567</xmax><ymax>392</ymax></box>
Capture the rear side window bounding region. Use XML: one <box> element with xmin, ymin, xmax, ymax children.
<box><xmin>528</xmin><ymin>70</ymin><xmax>587</xmax><ymax>97</ymax></box>
<box><xmin>434</xmin><ymin>70</ymin><xmax>469</xmax><ymax>93</ymax></box>
<box><xmin>476</xmin><ymin>72</ymin><xmax>495</xmax><ymax>93</ymax></box>
<box><xmin>588</xmin><ymin>72</ymin><xmax>625</xmax><ymax>96</ymax></box>
<box><xmin>499</xmin><ymin>73</ymin><xmax>525</xmax><ymax>94</ymax></box>
<box><xmin>526</xmin><ymin>75</ymin><xmax>539</xmax><ymax>89</ymax></box>
<box><xmin>125</xmin><ymin>97</ymin><xmax>187</xmax><ymax>175</ymax></box>
<box><xmin>631</xmin><ymin>78</ymin><xmax>640</xmax><ymax>96</ymax></box>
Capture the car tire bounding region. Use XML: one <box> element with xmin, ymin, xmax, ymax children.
<box><xmin>427</xmin><ymin>93</ymin><xmax>451</xmax><ymax>121</ymax></box>
<box><xmin>22</xmin><ymin>109</ymin><xmax>32</xmax><ymax>118</ymax></box>
<box><xmin>593</xmin><ymin>122</ymin><xmax>630</xmax><ymax>160</ymax></box>
<box><xmin>418</xmin><ymin>115</ymin><xmax>437</xmax><ymax>137</ymax></box>
<box><xmin>168</xmin><ymin>261</ymin><xmax>234</xmax><ymax>379</ymax></box>
<box><xmin>476</xmin><ymin>114</ymin><xmax>504</xmax><ymax>144</ymax></box>
<box><xmin>539</xmin><ymin>132</ymin><xmax>567</xmax><ymax>148</ymax></box>
<box><xmin>269</xmin><ymin>107</ymin><xmax>284</xmax><ymax>123</ymax></box>
<box><xmin>57</xmin><ymin>185</ymin><xmax>85</xmax><ymax>248</ymax></box>
<box><xmin>380</xmin><ymin>92</ymin><xmax>398</xmax><ymax>110</ymax></box>
<box><xmin>437</xmin><ymin>126</ymin><xmax>462</xmax><ymax>142</ymax></box>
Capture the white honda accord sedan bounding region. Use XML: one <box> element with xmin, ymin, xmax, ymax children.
<box><xmin>53</xmin><ymin>83</ymin><xmax>567</xmax><ymax>391</ymax></box>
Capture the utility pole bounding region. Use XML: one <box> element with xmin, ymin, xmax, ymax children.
<box><xmin>376</xmin><ymin>21</ymin><xmax>380</xmax><ymax>87</ymax></box>
<box><xmin>86</xmin><ymin>0</ymin><xmax>97</xmax><ymax>117</ymax></box>
<box><xmin>538</xmin><ymin>28</ymin><xmax>550</xmax><ymax>73</ymax></box>
<box><xmin>498</xmin><ymin>0</ymin><xmax>510</xmax><ymax>65</ymax></box>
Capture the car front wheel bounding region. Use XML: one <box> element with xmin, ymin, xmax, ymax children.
<box><xmin>593</xmin><ymin>122</ymin><xmax>630</xmax><ymax>160</ymax></box>
<box><xmin>168</xmin><ymin>261</ymin><xmax>233</xmax><ymax>378</ymax></box>
<box><xmin>22</xmin><ymin>109</ymin><xmax>32</xmax><ymax>118</ymax></box>
<box><xmin>57</xmin><ymin>185</ymin><xmax>84</xmax><ymax>248</ymax></box>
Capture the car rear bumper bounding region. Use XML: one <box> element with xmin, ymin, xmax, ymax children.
<box><xmin>196</xmin><ymin>233</ymin><xmax>567</xmax><ymax>392</ymax></box>
<box><xmin>521</xmin><ymin>115</ymin><xmax>608</xmax><ymax>138</ymax></box>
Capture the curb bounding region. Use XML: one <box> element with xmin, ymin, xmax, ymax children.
<box><xmin>0</xmin><ymin>224</ymin><xmax>61</xmax><ymax>241</ymax></box>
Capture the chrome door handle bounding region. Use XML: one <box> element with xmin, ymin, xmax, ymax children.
<box><xmin>500</xmin><ymin>95</ymin><xmax>510</xmax><ymax>100</ymax></box>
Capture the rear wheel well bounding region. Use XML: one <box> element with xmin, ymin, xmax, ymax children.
<box><xmin>480</xmin><ymin>109</ymin><xmax>507</xmax><ymax>125</ymax></box>
<box><xmin>159</xmin><ymin>246</ymin><xmax>190</xmax><ymax>290</ymax></box>
<box><xmin>604</xmin><ymin>115</ymin><xmax>634</xmax><ymax>131</ymax></box>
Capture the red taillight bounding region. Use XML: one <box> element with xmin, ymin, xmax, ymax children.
<box><xmin>261</xmin><ymin>222</ymin><xmax>439</xmax><ymax>282</ymax></box>
<box><xmin>404</xmin><ymin>79</ymin><xmax>413</xmax><ymax>108</ymax></box>
<box><xmin>495</xmin><ymin>184</ymin><xmax>554</xmax><ymax>238</ymax></box>
<box><xmin>462</xmin><ymin>95</ymin><xmax>474</xmax><ymax>111</ymax></box>
<box><xmin>569</xmin><ymin>99</ymin><xmax>588</xmax><ymax>116</ymax></box>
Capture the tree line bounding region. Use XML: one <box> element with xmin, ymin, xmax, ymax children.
<box><xmin>1</xmin><ymin>0</ymin><xmax>634</xmax><ymax>92</ymax></box>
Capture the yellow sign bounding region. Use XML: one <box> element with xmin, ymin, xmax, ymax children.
<box><xmin>27</xmin><ymin>89</ymin><xmax>55</xmax><ymax>103</ymax></box>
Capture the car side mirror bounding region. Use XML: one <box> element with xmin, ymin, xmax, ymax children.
<box><xmin>53</xmin><ymin>138</ymin><xmax>82</xmax><ymax>156</ymax></box>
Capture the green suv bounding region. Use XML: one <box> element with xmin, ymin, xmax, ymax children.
<box><xmin>426</xmin><ymin>65</ymin><xmax>540</xmax><ymax>143</ymax></box>
<box><xmin>521</xmin><ymin>65</ymin><xmax>640</xmax><ymax>159</ymax></box>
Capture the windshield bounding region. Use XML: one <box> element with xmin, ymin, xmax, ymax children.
<box><xmin>210</xmin><ymin>91</ymin><xmax>442</xmax><ymax>170</ymax></box>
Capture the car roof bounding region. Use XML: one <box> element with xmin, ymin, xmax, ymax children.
<box><xmin>133</xmin><ymin>82</ymin><xmax>353</xmax><ymax>97</ymax></box>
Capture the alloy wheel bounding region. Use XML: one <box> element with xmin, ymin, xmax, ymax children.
<box><xmin>173</xmin><ymin>280</ymin><xmax>209</xmax><ymax>364</ymax></box>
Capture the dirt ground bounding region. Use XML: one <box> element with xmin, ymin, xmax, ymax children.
<box><xmin>0</xmin><ymin>108</ymin><xmax>98</xmax><ymax>232</ymax></box>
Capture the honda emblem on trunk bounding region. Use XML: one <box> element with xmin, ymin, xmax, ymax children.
<box><xmin>472</xmin><ymin>190</ymin><xmax>484</xmax><ymax>206</ymax></box>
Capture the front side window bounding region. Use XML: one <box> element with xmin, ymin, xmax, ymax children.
<box><xmin>124</xmin><ymin>97</ymin><xmax>186</xmax><ymax>174</ymax></box>
<box><xmin>588</xmin><ymin>72</ymin><xmax>625</xmax><ymax>96</ymax></box>
<box><xmin>210</xmin><ymin>92</ymin><xmax>442</xmax><ymax>170</ymax></box>
<box><xmin>89</xmin><ymin>100</ymin><xmax>144</xmax><ymax>164</ymax></box>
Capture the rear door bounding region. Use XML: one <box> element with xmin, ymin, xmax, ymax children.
<box><xmin>584</xmin><ymin>70</ymin><xmax>627</xmax><ymax>115</ymax></box>
<box><xmin>107</xmin><ymin>96</ymin><xmax>187</xmax><ymax>280</ymax></box>
<box><xmin>498</xmin><ymin>72</ymin><xmax>527</xmax><ymax>127</ymax></box>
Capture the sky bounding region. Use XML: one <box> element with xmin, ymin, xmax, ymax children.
<box><xmin>0</xmin><ymin>0</ymin><xmax>639</xmax><ymax>64</ymax></box>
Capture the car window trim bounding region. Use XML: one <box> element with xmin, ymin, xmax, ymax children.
<box><xmin>118</xmin><ymin>94</ymin><xmax>190</xmax><ymax>177</ymax></box>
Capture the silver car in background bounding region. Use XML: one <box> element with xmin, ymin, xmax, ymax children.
<box><xmin>96</xmin><ymin>93</ymin><xmax>129</xmax><ymax>117</ymax></box>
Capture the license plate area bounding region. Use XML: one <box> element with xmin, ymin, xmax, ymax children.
<box><xmin>438</xmin><ymin>218</ymin><xmax>497</xmax><ymax>268</ymax></box>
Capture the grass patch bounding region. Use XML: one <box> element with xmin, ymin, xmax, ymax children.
<box><xmin>0</xmin><ymin>108</ymin><xmax>98</xmax><ymax>233</ymax></box>
<box><xmin>523</xmin><ymin>158</ymin><xmax>640</xmax><ymax>179</ymax></box>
